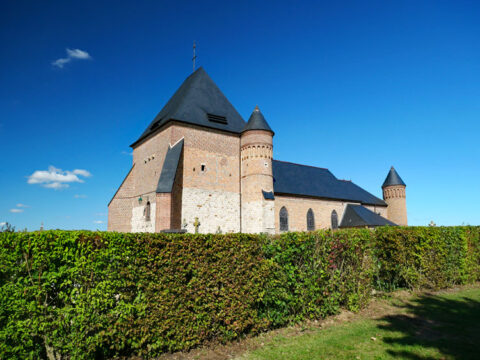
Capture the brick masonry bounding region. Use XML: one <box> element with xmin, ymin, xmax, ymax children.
<box><xmin>240</xmin><ymin>130</ymin><xmax>275</xmax><ymax>233</ymax></box>
<box><xmin>274</xmin><ymin>195</ymin><xmax>388</xmax><ymax>232</ymax></box>
<box><xmin>383</xmin><ymin>185</ymin><xmax>408</xmax><ymax>226</ymax></box>
<box><xmin>108</xmin><ymin>121</ymin><xmax>402</xmax><ymax>233</ymax></box>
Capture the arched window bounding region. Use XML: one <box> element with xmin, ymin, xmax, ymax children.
<box><xmin>307</xmin><ymin>208</ymin><xmax>315</xmax><ymax>231</ymax></box>
<box><xmin>144</xmin><ymin>201</ymin><xmax>151</xmax><ymax>221</ymax></box>
<box><xmin>331</xmin><ymin>210</ymin><xmax>338</xmax><ymax>230</ymax></box>
<box><xmin>279</xmin><ymin>207</ymin><xmax>288</xmax><ymax>232</ymax></box>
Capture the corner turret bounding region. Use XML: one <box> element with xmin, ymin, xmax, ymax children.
<box><xmin>382</xmin><ymin>166</ymin><xmax>407</xmax><ymax>225</ymax></box>
<box><xmin>240</xmin><ymin>106</ymin><xmax>275</xmax><ymax>233</ymax></box>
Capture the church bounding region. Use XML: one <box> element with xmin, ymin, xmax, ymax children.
<box><xmin>108</xmin><ymin>68</ymin><xmax>407</xmax><ymax>234</ymax></box>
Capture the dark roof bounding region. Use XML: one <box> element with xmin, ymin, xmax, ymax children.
<box><xmin>131</xmin><ymin>67</ymin><xmax>246</xmax><ymax>147</ymax></box>
<box><xmin>156</xmin><ymin>139</ymin><xmax>183</xmax><ymax>193</ymax></box>
<box><xmin>262</xmin><ymin>190</ymin><xmax>275</xmax><ymax>200</ymax></box>
<box><xmin>339</xmin><ymin>204</ymin><xmax>396</xmax><ymax>228</ymax></box>
<box><xmin>243</xmin><ymin>106</ymin><xmax>273</xmax><ymax>134</ymax></box>
<box><xmin>272</xmin><ymin>160</ymin><xmax>386</xmax><ymax>206</ymax></box>
<box><xmin>382</xmin><ymin>166</ymin><xmax>406</xmax><ymax>188</ymax></box>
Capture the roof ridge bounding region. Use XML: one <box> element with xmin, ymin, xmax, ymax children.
<box><xmin>273</xmin><ymin>159</ymin><xmax>329</xmax><ymax>171</ymax></box>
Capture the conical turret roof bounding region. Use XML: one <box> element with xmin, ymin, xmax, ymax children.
<box><xmin>382</xmin><ymin>166</ymin><xmax>406</xmax><ymax>188</ymax></box>
<box><xmin>242</xmin><ymin>106</ymin><xmax>274</xmax><ymax>134</ymax></box>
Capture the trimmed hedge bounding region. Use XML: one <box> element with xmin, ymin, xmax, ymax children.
<box><xmin>0</xmin><ymin>227</ymin><xmax>479</xmax><ymax>359</ymax></box>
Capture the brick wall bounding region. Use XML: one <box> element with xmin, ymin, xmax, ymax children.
<box><xmin>107</xmin><ymin>166</ymin><xmax>135</xmax><ymax>232</ymax></box>
<box><xmin>383</xmin><ymin>185</ymin><xmax>407</xmax><ymax>225</ymax></box>
<box><xmin>241</xmin><ymin>130</ymin><xmax>274</xmax><ymax>233</ymax></box>
<box><xmin>170</xmin><ymin>124</ymin><xmax>241</xmax><ymax>233</ymax></box>
<box><xmin>273</xmin><ymin>195</ymin><xmax>388</xmax><ymax>232</ymax></box>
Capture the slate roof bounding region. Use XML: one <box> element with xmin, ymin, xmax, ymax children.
<box><xmin>131</xmin><ymin>67</ymin><xmax>246</xmax><ymax>147</ymax></box>
<box><xmin>339</xmin><ymin>204</ymin><xmax>396</xmax><ymax>228</ymax></box>
<box><xmin>272</xmin><ymin>160</ymin><xmax>386</xmax><ymax>206</ymax></box>
<box><xmin>262</xmin><ymin>190</ymin><xmax>275</xmax><ymax>200</ymax></box>
<box><xmin>382</xmin><ymin>166</ymin><xmax>406</xmax><ymax>188</ymax></box>
<box><xmin>243</xmin><ymin>106</ymin><xmax>274</xmax><ymax>134</ymax></box>
<box><xmin>156</xmin><ymin>139</ymin><xmax>183</xmax><ymax>193</ymax></box>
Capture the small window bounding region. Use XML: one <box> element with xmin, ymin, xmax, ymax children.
<box><xmin>307</xmin><ymin>208</ymin><xmax>315</xmax><ymax>231</ymax></box>
<box><xmin>201</xmin><ymin>164</ymin><xmax>206</xmax><ymax>172</ymax></box>
<box><xmin>280</xmin><ymin>207</ymin><xmax>288</xmax><ymax>232</ymax></box>
<box><xmin>331</xmin><ymin>210</ymin><xmax>338</xmax><ymax>230</ymax></box>
<box><xmin>207</xmin><ymin>113</ymin><xmax>227</xmax><ymax>124</ymax></box>
<box><xmin>144</xmin><ymin>201</ymin><xmax>151</xmax><ymax>221</ymax></box>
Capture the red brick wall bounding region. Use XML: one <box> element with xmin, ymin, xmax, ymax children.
<box><xmin>108</xmin><ymin>166</ymin><xmax>135</xmax><ymax>232</ymax></box>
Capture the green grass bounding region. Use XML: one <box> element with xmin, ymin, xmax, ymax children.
<box><xmin>241</xmin><ymin>286</ymin><xmax>480</xmax><ymax>360</ymax></box>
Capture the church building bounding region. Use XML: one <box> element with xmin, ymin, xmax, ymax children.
<box><xmin>108</xmin><ymin>68</ymin><xmax>407</xmax><ymax>234</ymax></box>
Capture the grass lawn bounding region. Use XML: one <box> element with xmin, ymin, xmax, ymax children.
<box><xmin>240</xmin><ymin>286</ymin><xmax>480</xmax><ymax>360</ymax></box>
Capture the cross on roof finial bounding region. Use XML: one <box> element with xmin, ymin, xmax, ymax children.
<box><xmin>192</xmin><ymin>41</ymin><xmax>197</xmax><ymax>73</ymax></box>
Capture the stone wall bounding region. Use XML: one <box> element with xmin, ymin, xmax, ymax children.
<box><xmin>131</xmin><ymin>192</ymin><xmax>156</xmax><ymax>232</ymax></box>
<box><xmin>182</xmin><ymin>187</ymin><xmax>240</xmax><ymax>233</ymax></box>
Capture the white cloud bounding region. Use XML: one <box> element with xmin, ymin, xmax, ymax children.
<box><xmin>27</xmin><ymin>166</ymin><xmax>92</xmax><ymax>190</ymax></box>
<box><xmin>16</xmin><ymin>203</ymin><xmax>29</xmax><ymax>208</ymax></box>
<box><xmin>52</xmin><ymin>57</ymin><xmax>71</xmax><ymax>68</ymax></box>
<box><xmin>66</xmin><ymin>48</ymin><xmax>91</xmax><ymax>59</ymax></box>
<box><xmin>72</xmin><ymin>169</ymin><xmax>91</xmax><ymax>177</ymax></box>
<box><xmin>74</xmin><ymin>194</ymin><xmax>87</xmax><ymax>198</ymax></box>
<box><xmin>52</xmin><ymin>48</ymin><xmax>92</xmax><ymax>68</ymax></box>
<box><xmin>44</xmin><ymin>182</ymin><xmax>69</xmax><ymax>189</ymax></box>
<box><xmin>0</xmin><ymin>222</ymin><xmax>6</xmax><ymax>226</ymax></box>
<box><xmin>121</xmin><ymin>151</ymin><xmax>133</xmax><ymax>156</ymax></box>
<box><xmin>95</xmin><ymin>212</ymin><xmax>107</xmax><ymax>216</ymax></box>
<box><xmin>93</xmin><ymin>220</ymin><xmax>104</xmax><ymax>224</ymax></box>
<box><xmin>10</xmin><ymin>209</ymin><xmax>23</xmax><ymax>213</ymax></box>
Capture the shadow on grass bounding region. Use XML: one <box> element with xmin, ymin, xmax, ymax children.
<box><xmin>377</xmin><ymin>292</ymin><xmax>480</xmax><ymax>359</ymax></box>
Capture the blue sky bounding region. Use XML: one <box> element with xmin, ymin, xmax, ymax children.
<box><xmin>1</xmin><ymin>0</ymin><xmax>479</xmax><ymax>230</ymax></box>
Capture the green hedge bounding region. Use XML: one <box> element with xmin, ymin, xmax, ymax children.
<box><xmin>0</xmin><ymin>227</ymin><xmax>479</xmax><ymax>359</ymax></box>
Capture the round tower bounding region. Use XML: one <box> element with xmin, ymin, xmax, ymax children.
<box><xmin>382</xmin><ymin>166</ymin><xmax>407</xmax><ymax>226</ymax></box>
<box><xmin>241</xmin><ymin>106</ymin><xmax>275</xmax><ymax>233</ymax></box>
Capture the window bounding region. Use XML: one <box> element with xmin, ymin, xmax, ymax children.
<box><xmin>331</xmin><ymin>210</ymin><xmax>338</xmax><ymax>230</ymax></box>
<box><xmin>207</xmin><ymin>113</ymin><xmax>227</xmax><ymax>124</ymax></box>
<box><xmin>144</xmin><ymin>201</ymin><xmax>151</xmax><ymax>221</ymax></box>
<box><xmin>280</xmin><ymin>206</ymin><xmax>288</xmax><ymax>231</ymax></box>
<box><xmin>307</xmin><ymin>208</ymin><xmax>315</xmax><ymax>231</ymax></box>
<box><xmin>201</xmin><ymin>164</ymin><xmax>206</xmax><ymax>172</ymax></box>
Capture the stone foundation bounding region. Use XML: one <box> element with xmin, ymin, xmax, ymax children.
<box><xmin>182</xmin><ymin>187</ymin><xmax>240</xmax><ymax>234</ymax></box>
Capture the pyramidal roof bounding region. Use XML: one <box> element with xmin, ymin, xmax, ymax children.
<box><xmin>131</xmin><ymin>67</ymin><xmax>246</xmax><ymax>147</ymax></box>
<box><xmin>382</xmin><ymin>166</ymin><xmax>406</xmax><ymax>188</ymax></box>
<box><xmin>243</xmin><ymin>106</ymin><xmax>273</xmax><ymax>134</ymax></box>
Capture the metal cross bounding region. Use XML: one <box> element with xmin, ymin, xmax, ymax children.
<box><xmin>192</xmin><ymin>41</ymin><xmax>197</xmax><ymax>72</ymax></box>
<box><xmin>194</xmin><ymin>217</ymin><xmax>200</xmax><ymax>234</ymax></box>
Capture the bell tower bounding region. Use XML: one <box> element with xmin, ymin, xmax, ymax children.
<box><xmin>382</xmin><ymin>166</ymin><xmax>407</xmax><ymax>226</ymax></box>
<box><xmin>240</xmin><ymin>106</ymin><xmax>275</xmax><ymax>233</ymax></box>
